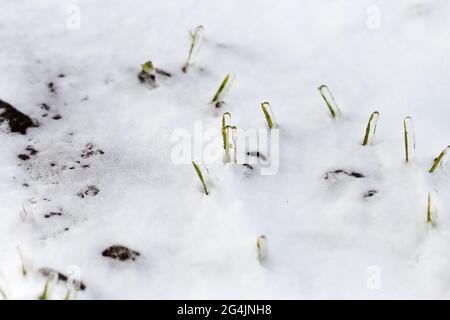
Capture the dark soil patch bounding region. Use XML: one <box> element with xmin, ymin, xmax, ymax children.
<box><xmin>77</xmin><ymin>185</ymin><xmax>99</xmax><ymax>198</ymax></box>
<box><xmin>0</xmin><ymin>99</ymin><xmax>38</xmax><ymax>134</ymax></box>
<box><xmin>52</xmin><ymin>114</ymin><xmax>62</xmax><ymax>120</ymax></box>
<box><xmin>102</xmin><ymin>245</ymin><xmax>140</xmax><ymax>261</ymax></box>
<box><xmin>44</xmin><ymin>212</ymin><xmax>62</xmax><ymax>218</ymax></box>
<box><xmin>25</xmin><ymin>145</ymin><xmax>38</xmax><ymax>155</ymax></box>
<box><xmin>364</xmin><ymin>190</ymin><xmax>378</xmax><ymax>198</ymax></box>
<box><xmin>138</xmin><ymin>71</ymin><xmax>157</xmax><ymax>88</ymax></box>
<box><xmin>40</xmin><ymin>103</ymin><xmax>51</xmax><ymax>111</ymax></box>
<box><xmin>18</xmin><ymin>154</ymin><xmax>30</xmax><ymax>161</ymax></box>
<box><xmin>48</xmin><ymin>82</ymin><xmax>56</xmax><ymax>93</ymax></box>
<box><xmin>81</xmin><ymin>143</ymin><xmax>104</xmax><ymax>158</ymax></box>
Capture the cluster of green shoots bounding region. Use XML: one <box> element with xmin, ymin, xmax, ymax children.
<box><xmin>182</xmin><ymin>25</ymin><xmax>204</xmax><ymax>73</ymax></box>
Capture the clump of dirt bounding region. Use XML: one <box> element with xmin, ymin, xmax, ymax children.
<box><xmin>47</xmin><ymin>82</ymin><xmax>56</xmax><ymax>94</ymax></box>
<box><xmin>40</xmin><ymin>103</ymin><xmax>51</xmax><ymax>111</ymax></box>
<box><xmin>77</xmin><ymin>185</ymin><xmax>99</xmax><ymax>198</ymax></box>
<box><xmin>52</xmin><ymin>114</ymin><xmax>62</xmax><ymax>120</ymax></box>
<box><xmin>0</xmin><ymin>99</ymin><xmax>38</xmax><ymax>134</ymax></box>
<box><xmin>102</xmin><ymin>245</ymin><xmax>140</xmax><ymax>261</ymax></box>
<box><xmin>18</xmin><ymin>154</ymin><xmax>30</xmax><ymax>161</ymax></box>
<box><xmin>18</xmin><ymin>145</ymin><xmax>39</xmax><ymax>161</ymax></box>
<box><xmin>81</xmin><ymin>143</ymin><xmax>104</xmax><ymax>159</ymax></box>
<box><xmin>39</xmin><ymin>267</ymin><xmax>86</xmax><ymax>290</ymax></box>
<box><xmin>138</xmin><ymin>71</ymin><xmax>157</xmax><ymax>87</ymax></box>
<box><xmin>25</xmin><ymin>145</ymin><xmax>38</xmax><ymax>155</ymax></box>
<box><xmin>138</xmin><ymin>61</ymin><xmax>171</xmax><ymax>88</ymax></box>
<box><xmin>44</xmin><ymin>211</ymin><xmax>62</xmax><ymax>218</ymax></box>
<box><xmin>364</xmin><ymin>190</ymin><xmax>378</xmax><ymax>198</ymax></box>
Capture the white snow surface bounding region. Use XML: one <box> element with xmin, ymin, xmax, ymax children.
<box><xmin>1</xmin><ymin>0</ymin><xmax>450</xmax><ymax>299</ymax></box>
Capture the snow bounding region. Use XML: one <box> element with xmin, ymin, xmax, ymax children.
<box><xmin>1</xmin><ymin>0</ymin><xmax>450</xmax><ymax>299</ymax></box>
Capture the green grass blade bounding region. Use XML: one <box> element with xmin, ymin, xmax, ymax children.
<box><xmin>427</xmin><ymin>192</ymin><xmax>432</xmax><ymax>224</ymax></box>
<box><xmin>362</xmin><ymin>111</ymin><xmax>379</xmax><ymax>146</ymax></box>
<box><xmin>318</xmin><ymin>85</ymin><xmax>341</xmax><ymax>118</ymax></box>
<box><xmin>261</xmin><ymin>102</ymin><xmax>274</xmax><ymax>129</ymax></box>
<box><xmin>182</xmin><ymin>25</ymin><xmax>204</xmax><ymax>73</ymax></box>
<box><xmin>403</xmin><ymin>116</ymin><xmax>415</xmax><ymax>163</ymax></box>
<box><xmin>211</xmin><ymin>74</ymin><xmax>230</xmax><ymax>104</ymax></box>
<box><xmin>429</xmin><ymin>145</ymin><xmax>450</xmax><ymax>173</ymax></box>
<box><xmin>38</xmin><ymin>278</ymin><xmax>50</xmax><ymax>300</ymax></box>
<box><xmin>192</xmin><ymin>161</ymin><xmax>209</xmax><ymax>195</ymax></box>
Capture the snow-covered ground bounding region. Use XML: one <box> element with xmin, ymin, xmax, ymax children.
<box><xmin>1</xmin><ymin>0</ymin><xmax>450</xmax><ymax>299</ymax></box>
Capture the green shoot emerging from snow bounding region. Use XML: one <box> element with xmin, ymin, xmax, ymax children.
<box><xmin>39</xmin><ymin>278</ymin><xmax>50</xmax><ymax>300</ymax></box>
<box><xmin>65</xmin><ymin>289</ymin><xmax>71</xmax><ymax>300</ymax></box>
<box><xmin>403</xmin><ymin>116</ymin><xmax>415</xmax><ymax>163</ymax></box>
<box><xmin>427</xmin><ymin>192</ymin><xmax>432</xmax><ymax>224</ymax></box>
<box><xmin>192</xmin><ymin>161</ymin><xmax>209</xmax><ymax>195</ymax></box>
<box><xmin>211</xmin><ymin>74</ymin><xmax>231</xmax><ymax>107</ymax></box>
<box><xmin>261</xmin><ymin>102</ymin><xmax>276</xmax><ymax>129</ymax></box>
<box><xmin>362</xmin><ymin>111</ymin><xmax>379</xmax><ymax>146</ymax></box>
<box><xmin>427</xmin><ymin>190</ymin><xmax>438</xmax><ymax>225</ymax></box>
<box><xmin>141</xmin><ymin>61</ymin><xmax>154</xmax><ymax>75</ymax></box>
<box><xmin>318</xmin><ymin>85</ymin><xmax>341</xmax><ymax>118</ymax></box>
<box><xmin>182</xmin><ymin>25</ymin><xmax>204</xmax><ymax>73</ymax></box>
<box><xmin>429</xmin><ymin>145</ymin><xmax>450</xmax><ymax>173</ymax></box>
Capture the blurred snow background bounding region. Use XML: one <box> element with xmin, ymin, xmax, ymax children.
<box><xmin>1</xmin><ymin>0</ymin><xmax>450</xmax><ymax>299</ymax></box>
